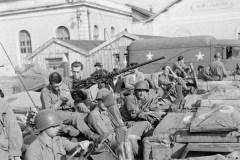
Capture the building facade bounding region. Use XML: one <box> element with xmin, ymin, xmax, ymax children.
<box><xmin>27</xmin><ymin>32</ymin><xmax>141</xmax><ymax>78</ymax></box>
<box><xmin>0</xmin><ymin>0</ymin><xmax>135</xmax><ymax>75</ymax></box>
<box><xmin>133</xmin><ymin>0</ymin><xmax>240</xmax><ymax>40</ymax></box>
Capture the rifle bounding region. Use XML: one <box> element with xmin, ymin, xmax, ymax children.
<box><xmin>72</xmin><ymin>56</ymin><xmax>165</xmax><ymax>90</ymax></box>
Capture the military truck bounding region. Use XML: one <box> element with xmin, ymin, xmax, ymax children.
<box><xmin>127</xmin><ymin>36</ymin><xmax>240</xmax><ymax>74</ymax></box>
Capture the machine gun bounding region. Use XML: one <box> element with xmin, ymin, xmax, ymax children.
<box><xmin>72</xmin><ymin>56</ymin><xmax>166</xmax><ymax>90</ymax></box>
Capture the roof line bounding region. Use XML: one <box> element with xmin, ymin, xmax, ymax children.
<box><xmin>27</xmin><ymin>38</ymin><xmax>89</xmax><ymax>60</ymax></box>
<box><xmin>0</xmin><ymin>1</ymin><xmax>131</xmax><ymax>17</ymax></box>
<box><xmin>145</xmin><ymin>0</ymin><xmax>182</xmax><ymax>23</ymax></box>
<box><xmin>89</xmin><ymin>31</ymin><xmax>141</xmax><ymax>54</ymax></box>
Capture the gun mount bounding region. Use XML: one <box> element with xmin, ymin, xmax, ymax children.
<box><xmin>72</xmin><ymin>56</ymin><xmax>165</xmax><ymax>90</ymax></box>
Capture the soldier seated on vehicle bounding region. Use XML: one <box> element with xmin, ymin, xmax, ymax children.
<box><xmin>121</xmin><ymin>80</ymin><xmax>166</xmax><ymax>126</ymax></box>
<box><xmin>172</xmin><ymin>56</ymin><xmax>191</xmax><ymax>78</ymax></box>
<box><xmin>197</xmin><ymin>65</ymin><xmax>215</xmax><ymax>81</ymax></box>
<box><xmin>124</xmin><ymin>63</ymin><xmax>145</xmax><ymax>90</ymax></box>
<box><xmin>159</xmin><ymin>66</ymin><xmax>191</xmax><ymax>93</ymax></box>
<box><xmin>25</xmin><ymin>109</ymin><xmax>91</xmax><ymax>160</ymax></box>
<box><xmin>40</xmin><ymin>72</ymin><xmax>102</xmax><ymax>142</ymax></box>
<box><xmin>87</xmin><ymin>88</ymin><xmax>153</xmax><ymax>158</ymax></box>
<box><xmin>71</xmin><ymin>90</ymin><xmax>95</xmax><ymax>113</ymax></box>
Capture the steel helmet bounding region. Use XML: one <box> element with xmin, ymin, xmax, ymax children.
<box><xmin>134</xmin><ymin>80</ymin><xmax>149</xmax><ymax>91</ymax></box>
<box><xmin>34</xmin><ymin>109</ymin><xmax>62</xmax><ymax>132</ymax></box>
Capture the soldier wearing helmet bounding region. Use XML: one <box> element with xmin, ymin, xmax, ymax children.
<box><xmin>209</xmin><ymin>52</ymin><xmax>228</xmax><ymax>80</ymax></box>
<box><xmin>121</xmin><ymin>80</ymin><xmax>166</xmax><ymax>125</ymax></box>
<box><xmin>87</xmin><ymin>89</ymin><xmax>152</xmax><ymax>158</ymax></box>
<box><xmin>25</xmin><ymin>110</ymin><xmax>91</xmax><ymax>160</ymax></box>
<box><xmin>40</xmin><ymin>72</ymin><xmax>102</xmax><ymax>143</ymax></box>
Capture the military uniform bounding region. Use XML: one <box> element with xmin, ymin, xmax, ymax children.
<box><xmin>87</xmin><ymin>94</ymin><xmax>152</xmax><ymax>156</ymax></box>
<box><xmin>40</xmin><ymin>83</ymin><xmax>100</xmax><ymax>141</ymax></box>
<box><xmin>198</xmin><ymin>71</ymin><xmax>215</xmax><ymax>81</ymax></box>
<box><xmin>124</xmin><ymin>71</ymin><xmax>145</xmax><ymax>90</ymax></box>
<box><xmin>0</xmin><ymin>100</ymin><xmax>23</xmax><ymax>160</ymax></box>
<box><xmin>25</xmin><ymin>109</ymin><xmax>90</xmax><ymax>160</ymax></box>
<box><xmin>173</xmin><ymin>61</ymin><xmax>189</xmax><ymax>78</ymax></box>
<box><xmin>25</xmin><ymin>135</ymin><xmax>80</xmax><ymax>160</ymax></box>
<box><xmin>209</xmin><ymin>60</ymin><xmax>228</xmax><ymax>81</ymax></box>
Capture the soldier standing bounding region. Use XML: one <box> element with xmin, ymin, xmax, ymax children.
<box><xmin>209</xmin><ymin>53</ymin><xmax>228</xmax><ymax>81</ymax></box>
<box><xmin>0</xmin><ymin>99</ymin><xmax>22</xmax><ymax>160</ymax></box>
<box><xmin>25</xmin><ymin>109</ymin><xmax>90</xmax><ymax>160</ymax></box>
<box><xmin>40</xmin><ymin>72</ymin><xmax>102</xmax><ymax>142</ymax></box>
<box><xmin>90</xmin><ymin>62</ymin><xmax>111</xmax><ymax>89</ymax></box>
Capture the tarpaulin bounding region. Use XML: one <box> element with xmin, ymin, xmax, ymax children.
<box><xmin>4</xmin><ymin>91</ymin><xmax>41</xmax><ymax>111</ymax></box>
<box><xmin>13</xmin><ymin>65</ymin><xmax>49</xmax><ymax>93</ymax></box>
<box><xmin>190</xmin><ymin>105</ymin><xmax>240</xmax><ymax>132</ymax></box>
<box><xmin>153</xmin><ymin>112</ymin><xmax>194</xmax><ymax>136</ymax></box>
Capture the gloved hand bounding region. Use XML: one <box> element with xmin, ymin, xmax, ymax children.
<box><xmin>79</xmin><ymin>140</ymin><xmax>91</xmax><ymax>151</ymax></box>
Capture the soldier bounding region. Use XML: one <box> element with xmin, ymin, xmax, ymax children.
<box><xmin>197</xmin><ymin>65</ymin><xmax>215</xmax><ymax>81</ymax></box>
<box><xmin>121</xmin><ymin>80</ymin><xmax>166</xmax><ymax>125</ymax></box>
<box><xmin>40</xmin><ymin>72</ymin><xmax>102</xmax><ymax>142</ymax></box>
<box><xmin>64</xmin><ymin>61</ymin><xmax>83</xmax><ymax>92</ymax></box>
<box><xmin>172</xmin><ymin>56</ymin><xmax>190</xmax><ymax>78</ymax></box>
<box><xmin>25</xmin><ymin>109</ymin><xmax>90</xmax><ymax>160</ymax></box>
<box><xmin>71</xmin><ymin>90</ymin><xmax>95</xmax><ymax>113</ymax></box>
<box><xmin>159</xmin><ymin>66</ymin><xmax>190</xmax><ymax>92</ymax></box>
<box><xmin>209</xmin><ymin>53</ymin><xmax>228</xmax><ymax>81</ymax></box>
<box><xmin>91</xmin><ymin>62</ymin><xmax>112</xmax><ymax>89</ymax></box>
<box><xmin>87</xmin><ymin>89</ymin><xmax>152</xmax><ymax>157</ymax></box>
<box><xmin>0</xmin><ymin>99</ymin><xmax>22</xmax><ymax>160</ymax></box>
<box><xmin>124</xmin><ymin>63</ymin><xmax>145</xmax><ymax>90</ymax></box>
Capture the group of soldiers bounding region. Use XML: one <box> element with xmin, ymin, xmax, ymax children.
<box><xmin>0</xmin><ymin>52</ymin><xmax>229</xmax><ymax>160</ymax></box>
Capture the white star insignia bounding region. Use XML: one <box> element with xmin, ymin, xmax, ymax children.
<box><xmin>196</xmin><ymin>52</ymin><xmax>204</xmax><ymax>60</ymax></box>
<box><xmin>146</xmin><ymin>52</ymin><xmax>153</xmax><ymax>60</ymax></box>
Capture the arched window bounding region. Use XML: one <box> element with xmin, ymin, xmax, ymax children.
<box><xmin>111</xmin><ymin>26</ymin><xmax>115</xmax><ymax>38</ymax></box>
<box><xmin>93</xmin><ymin>25</ymin><xmax>99</xmax><ymax>40</ymax></box>
<box><xmin>56</xmin><ymin>26</ymin><xmax>70</xmax><ymax>40</ymax></box>
<box><xmin>19</xmin><ymin>30</ymin><xmax>32</xmax><ymax>54</ymax></box>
